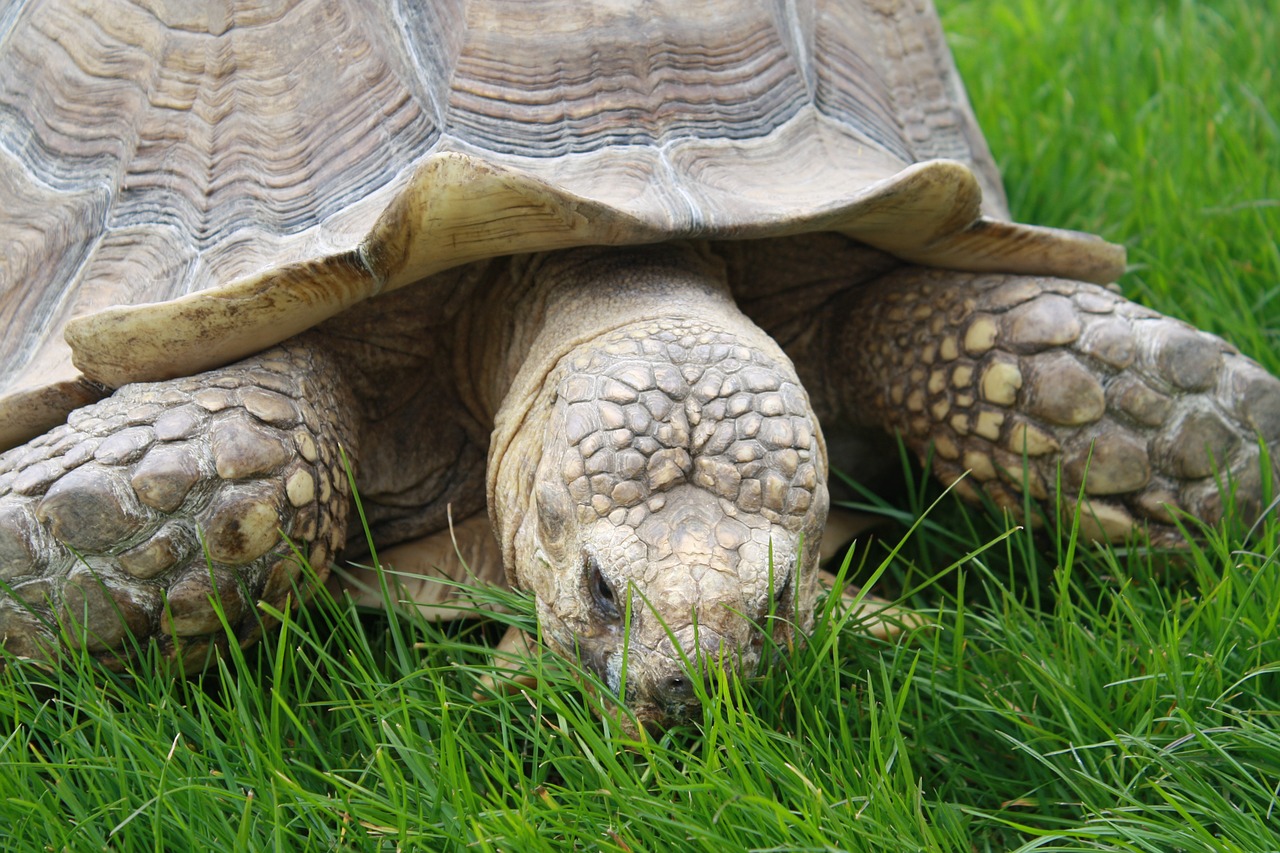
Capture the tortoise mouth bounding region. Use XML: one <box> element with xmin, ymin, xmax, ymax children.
<box><xmin>551</xmin><ymin>566</ymin><xmax>813</xmax><ymax>730</ymax></box>
<box><xmin>576</xmin><ymin>643</ymin><xmax>736</xmax><ymax>732</ymax></box>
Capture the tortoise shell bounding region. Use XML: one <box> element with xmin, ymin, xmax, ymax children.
<box><xmin>0</xmin><ymin>0</ymin><xmax>1122</xmax><ymax>450</ymax></box>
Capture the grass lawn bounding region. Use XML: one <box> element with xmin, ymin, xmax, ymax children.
<box><xmin>3</xmin><ymin>0</ymin><xmax>1278</xmax><ymax>849</ymax></box>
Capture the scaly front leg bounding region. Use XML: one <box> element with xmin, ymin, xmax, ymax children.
<box><xmin>0</xmin><ymin>338</ymin><xmax>356</xmax><ymax>666</ymax></box>
<box><xmin>824</xmin><ymin>268</ymin><xmax>1280</xmax><ymax>542</ymax></box>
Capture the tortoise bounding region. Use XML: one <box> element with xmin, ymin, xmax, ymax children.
<box><xmin>1</xmin><ymin>0</ymin><xmax>1278</xmax><ymax>730</ymax></box>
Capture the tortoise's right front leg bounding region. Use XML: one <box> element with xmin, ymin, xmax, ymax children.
<box><xmin>0</xmin><ymin>339</ymin><xmax>355</xmax><ymax>667</ymax></box>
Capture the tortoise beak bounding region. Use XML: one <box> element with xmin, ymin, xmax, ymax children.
<box><xmin>580</xmin><ymin>624</ymin><xmax>744</xmax><ymax>730</ymax></box>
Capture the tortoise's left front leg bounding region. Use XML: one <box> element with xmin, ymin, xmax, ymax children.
<box><xmin>816</xmin><ymin>268</ymin><xmax>1280</xmax><ymax>543</ymax></box>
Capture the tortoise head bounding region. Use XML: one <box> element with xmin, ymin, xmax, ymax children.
<box><xmin>525</xmin><ymin>473</ymin><xmax>823</xmax><ymax>730</ymax></box>
<box><xmin>490</xmin><ymin>259</ymin><xmax>829</xmax><ymax>729</ymax></box>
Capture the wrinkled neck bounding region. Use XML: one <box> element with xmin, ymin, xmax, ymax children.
<box><xmin>479</xmin><ymin>242</ymin><xmax>746</xmax><ymax>574</ymax></box>
<box><xmin>461</xmin><ymin>243</ymin><xmax>737</xmax><ymax>422</ymax></box>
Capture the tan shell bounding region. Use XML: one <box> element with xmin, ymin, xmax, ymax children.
<box><xmin>0</xmin><ymin>0</ymin><xmax>1123</xmax><ymax>450</ymax></box>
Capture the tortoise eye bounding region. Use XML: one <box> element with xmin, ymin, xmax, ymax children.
<box><xmin>586</xmin><ymin>554</ymin><xmax>620</xmax><ymax>621</ymax></box>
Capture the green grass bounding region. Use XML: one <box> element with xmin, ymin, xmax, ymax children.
<box><xmin>944</xmin><ymin>0</ymin><xmax>1280</xmax><ymax>371</ymax></box>
<box><xmin>3</xmin><ymin>0</ymin><xmax>1279</xmax><ymax>849</ymax></box>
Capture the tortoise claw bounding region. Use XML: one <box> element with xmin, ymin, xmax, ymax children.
<box><xmin>474</xmin><ymin>624</ymin><xmax>539</xmax><ymax>697</ymax></box>
<box><xmin>819</xmin><ymin>568</ymin><xmax>927</xmax><ymax>642</ymax></box>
